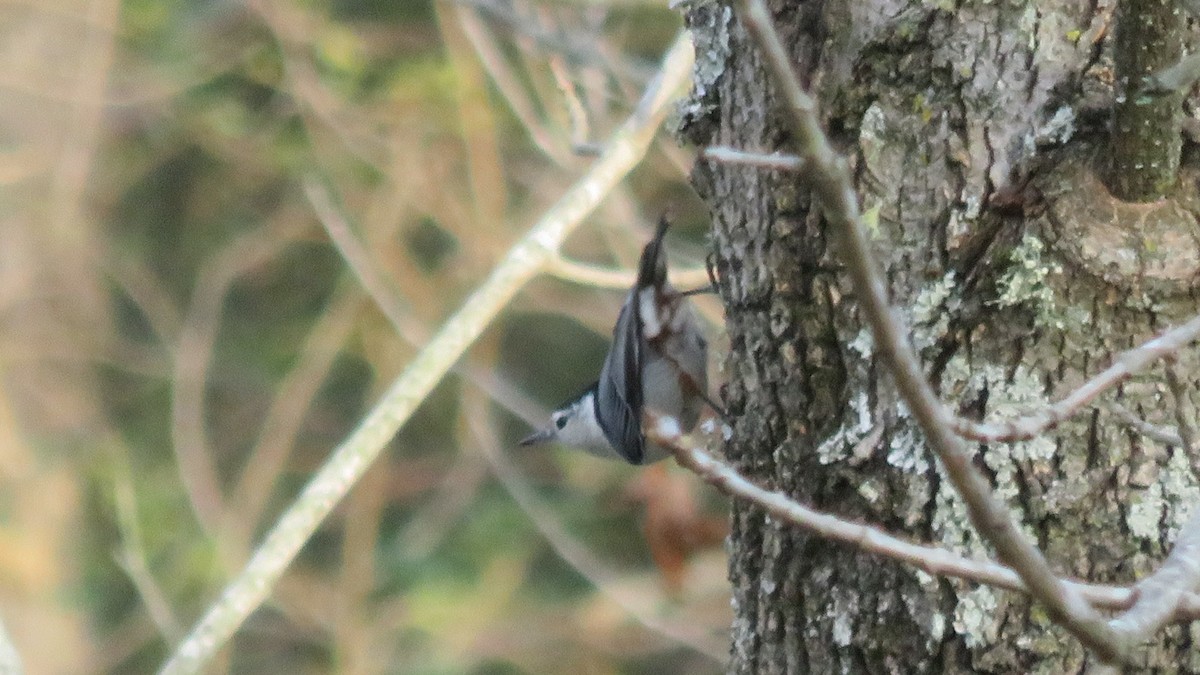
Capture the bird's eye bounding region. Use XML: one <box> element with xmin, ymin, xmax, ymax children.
<box><xmin>555</xmin><ymin>415</ymin><xmax>568</xmax><ymax>430</ymax></box>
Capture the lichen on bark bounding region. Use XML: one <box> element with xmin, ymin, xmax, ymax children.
<box><xmin>681</xmin><ymin>0</ymin><xmax>1200</xmax><ymax>670</ymax></box>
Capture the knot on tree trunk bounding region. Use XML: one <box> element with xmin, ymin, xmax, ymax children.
<box><xmin>1042</xmin><ymin>144</ymin><xmax>1200</xmax><ymax>294</ymax></box>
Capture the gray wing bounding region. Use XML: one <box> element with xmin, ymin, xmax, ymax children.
<box><xmin>595</xmin><ymin>295</ymin><xmax>646</xmax><ymax>464</ymax></box>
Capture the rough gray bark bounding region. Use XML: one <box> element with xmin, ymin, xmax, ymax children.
<box><xmin>680</xmin><ymin>0</ymin><xmax>1200</xmax><ymax>671</ymax></box>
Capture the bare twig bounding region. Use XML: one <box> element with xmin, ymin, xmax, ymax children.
<box><xmin>733</xmin><ymin>0</ymin><xmax>1121</xmax><ymax>660</ymax></box>
<box><xmin>394</xmin><ymin>405</ymin><xmax>489</xmax><ymax>559</ymax></box>
<box><xmin>223</xmin><ymin>284</ymin><xmax>365</xmax><ymax>556</ymax></box>
<box><xmin>49</xmin><ymin>0</ymin><xmax>118</xmax><ymax>251</ymax></box>
<box><xmin>159</xmin><ymin>33</ymin><xmax>694</xmax><ymax>674</ymax></box>
<box><xmin>304</xmin><ymin>175</ymin><xmax>547</xmax><ymax>425</ymax></box>
<box><xmin>701</xmin><ymin>146</ymin><xmax>805</xmax><ymax>172</ymax></box>
<box><xmin>548</xmin><ymin>53</ymin><xmax>592</xmax><ymax>153</ymax></box>
<box><xmin>113</xmin><ymin>457</ymin><xmax>183</xmax><ymax>643</ymax></box>
<box><xmin>646</xmin><ymin>414</ymin><xmax>1200</xmax><ymax>621</ymax></box>
<box><xmin>453</xmin><ymin>0</ymin><xmax>644</xmax><ymax>79</ymax></box>
<box><xmin>171</xmin><ymin>227</ymin><xmax>295</xmax><ymax>535</ymax></box>
<box><xmin>437</xmin><ymin>1</ymin><xmax>509</xmax><ymax>224</ymax></box>
<box><xmin>333</xmin><ymin>447</ymin><xmax>388</xmax><ymax>670</ymax></box>
<box><xmin>1109</xmin><ymin>507</ymin><xmax>1200</xmax><ymax>644</ymax></box>
<box><xmin>953</xmin><ymin>313</ymin><xmax>1200</xmax><ymax>443</ymax></box>
<box><xmin>1108</xmin><ymin>367</ymin><xmax>1200</xmax><ymax>646</ymax></box>
<box><xmin>247</xmin><ymin>0</ymin><xmax>389</xmax><ymax>166</ymax></box>
<box><xmin>1109</xmin><ymin>402</ymin><xmax>1184</xmax><ymax>446</ymax></box>
<box><xmin>457</xmin><ymin>5</ymin><xmax>574</xmax><ymax>165</ymax></box>
<box><xmin>1163</xmin><ymin>360</ymin><xmax>1199</xmax><ymax>455</ymax></box>
<box><xmin>304</xmin><ymin>179</ymin><xmax>426</xmax><ymax>345</ymax></box>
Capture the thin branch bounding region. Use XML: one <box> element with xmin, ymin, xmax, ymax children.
<box><xmin>1163</xmin><ymin>360</ymin><xmax>1199</xmax><ymax>457</ymax></box>
<box><xmin>333</xmin><ymin>448</ymin><xmax>388</xmax><ymax>668</ymax></box>
<box><xmin>452</xmin><ymin>0</ymin><xmax>647</xmax><ymax>80</ymax></box>
<box><xmin>113</xmin><ymin>458</ymin><xmax>183</xmax><ymax>644</ymax></box>
<box><xmin>733</xmin><ymin>0</ymin><xmax>1121</xmax><ymax>660</ymax></box>
<box><xmin>304</xmin><ymin>175</ymin><xmax>547</xmax><ymax>426</ymax></box>
<box><xmin>171</xmin><ymin>227</ymin><xmax>294</xmax><ymax>535</ymax></box>
<box><xmin>437</xmin><ymin>1</ymin><xmax>510</xmax><ymax>224</ymax></box>
<box><xmin>1109</xmin><ymin>402</ymin><xmax>1183</xmax><ymax>446</ymax></box>
<box><xmin>158</xmin><ymin>32</ymin><xmax>694</xmax><ymax>675</ymax></box>
<box><xmin>701</xmin><ymin>146</ymin><xmax>805</xmax><ymax>172</ymax></box>
<box><xmin>1109</xmin><ymin>506</ymin><xmax>1200</xmax><ymax>642</ymax></box>
<box><xmin>646</xmin><ymin>413</ymin><xmax>1200</xmax><ymax>621</ymax></box>
<box><xmin>457</xmin><ymin>5</ymin><xmax>574</xmax><ymax>165</ymax></box>
<box><xmin>1110</xmin><ymin>365</ymin><xmax>1200</xmax><ymax>642</ymax></box>
<box><xmin>548</xmin><ymin>53</ymin><xmax>593</xmax><ymax>154</ymax></box>
<box><xmin>394</xmin><ymin>406</ymin><xmax>489</xmax><ymax>559</ymax></box>
<box><xmin>304</xmin><ymin>179</ymin><xmax>426</xmax><ymax>345</ymax></box>
<box><xmin>1056</xmin><ymin>349</ymin><xmax>1200</xmax><ymax>646</ymax></box>
<box><xmin>248</xmin><ymin>0</ymin><xmax>390</xmax><ymax>166</ymax></box>
<box><xmin>224</xmin><ymin>284</ymin><xmax>365</xmax><ymax>557</ymax></box>
<box><xmin>48</xmin><ymin>0</ymin><xmax>118</xmax><ymax>248</ymax></box>
<box><xmin>953</xmin><ymin>313</ymin><xmax>1200</xmax><ymax>443</ymax></box>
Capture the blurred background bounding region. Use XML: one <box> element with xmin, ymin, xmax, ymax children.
<box><xmin>0</xmin><ymin>0</ymin><xmax>730</xmax><ymax>672</ymax></box>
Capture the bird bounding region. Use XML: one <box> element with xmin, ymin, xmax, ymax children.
<box><xmin>520</xmin><ymin>217</ymin><xmax>711</xmax><ymax>464</ymax></box>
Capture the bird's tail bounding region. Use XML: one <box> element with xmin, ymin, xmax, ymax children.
<box><xmin>637</xmin><ymin>215</ymin><xmax>671</xmax><ymax>290</ymax></box>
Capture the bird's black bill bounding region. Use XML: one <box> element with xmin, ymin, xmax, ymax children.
<box><xmin>518</xmin><ymin>428</ymin><xmax>555</xmax><ymax>447</ymax></box>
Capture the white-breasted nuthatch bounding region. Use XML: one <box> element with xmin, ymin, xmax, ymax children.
<box><xmin>520</xmin><ymin>218</ymin><xmax>711</xmax><ymax>464</ymax></box>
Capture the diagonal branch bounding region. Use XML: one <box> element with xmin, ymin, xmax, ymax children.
<box><xmin>953</xmin><ymin>314</ymin><xmax>1200</xmax><ymax>443</ymax></box>
<box><xmin>1163</xmin><ymin>360</ymin><xmax>1200</xmax><ymax>462</ymax></box>
<box><xmin>732</xmin><ymin>0</ymin><xmax>1122</xmax><ymax>661</ymax></box>
<box><xmin>1109</xmin><ymin>402</ymin><xmax>1183</xmax><ymax>446</ymax></box>
<box><xmin>1109</xmin><ymin>506</ymin><xmax>1200</xmax><ymax>642</ymax></box>
<box><xmin>171</xmin><ymin>227</ymin><xmax>295</xmax><ymax>535</ymax></box>
<box><xmin>158</xmin><ymin>32</ymin><xmax>695</xmax><ymax>675</ymax></box>
<box><xmin>645</xmin><ymin>414</ymin><xmax>1200</xmax><ymax>621</ymax></box>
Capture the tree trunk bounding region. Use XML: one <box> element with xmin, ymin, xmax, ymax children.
<box><xmin>681</xmin><ymin>0</ymin><xmax>1200</xmax><ymax>671</ymax></box>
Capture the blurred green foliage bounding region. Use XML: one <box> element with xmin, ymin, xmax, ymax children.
<box><xmin>0</xmin><ymin>0</ymin><xmax>727</xmax><ymax>672</ymax></box>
